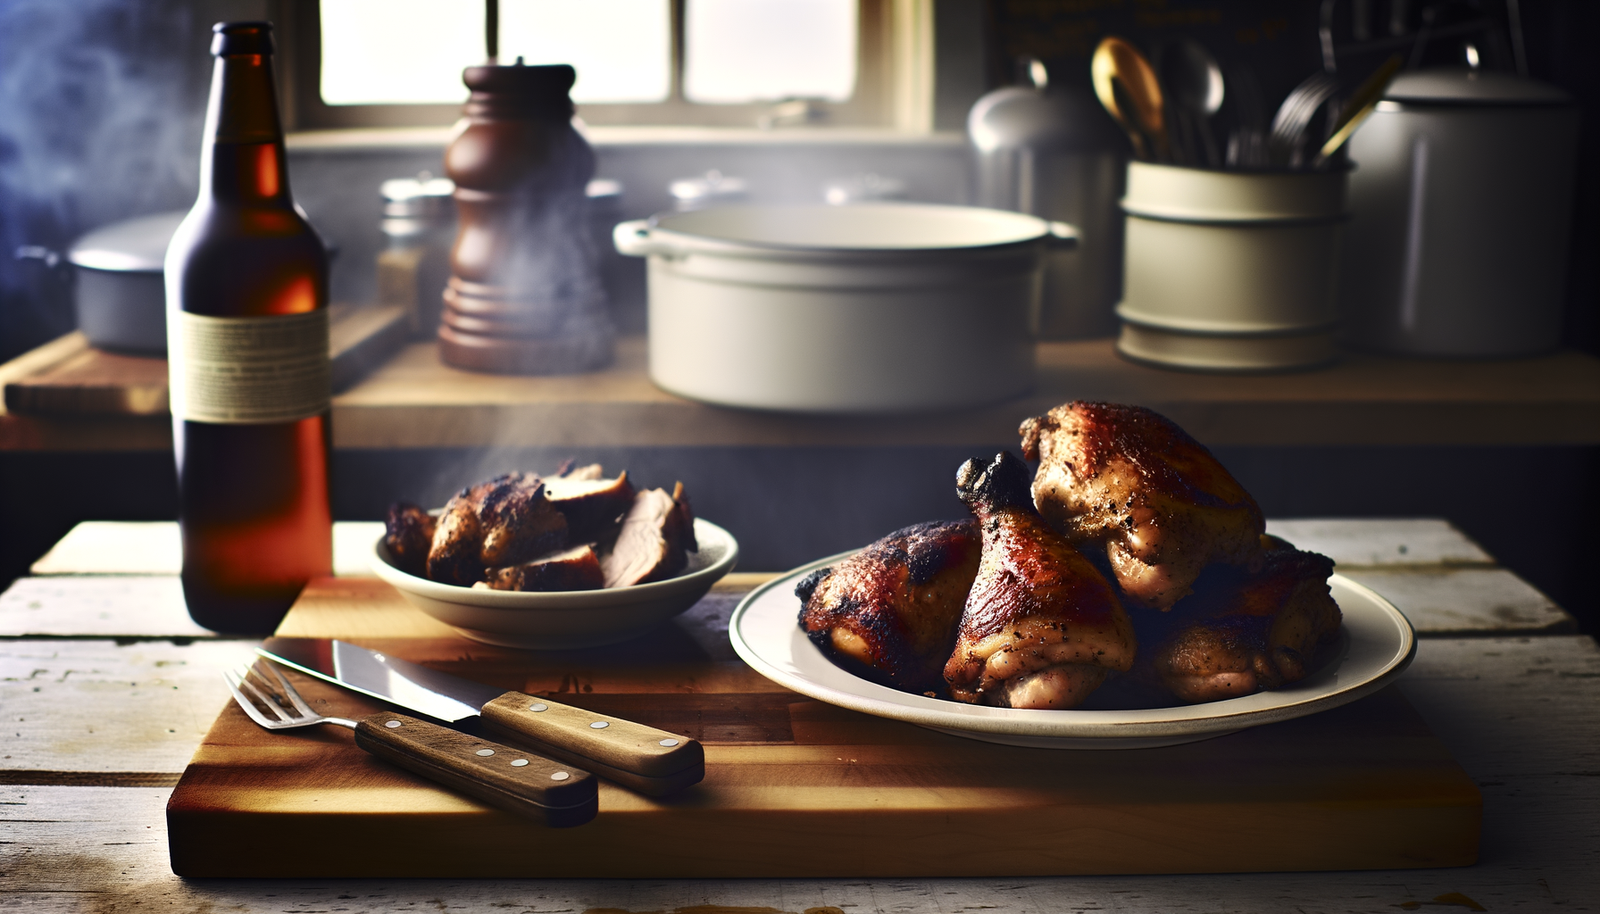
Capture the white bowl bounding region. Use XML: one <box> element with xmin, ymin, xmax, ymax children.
<box><xmin>370</xmin><ymin>518</ymin><xmax>739</xmax><ymax>649</ymax></box>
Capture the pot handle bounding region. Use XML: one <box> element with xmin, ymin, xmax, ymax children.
<box><xmin>1044</xmin><ymin>221</ymin><xmax>1079</xmax><ymax>251</ymax></box>
<box><xmin>613</xmin><ymin>219</ymin><xmax>666</xmax><ymax>258</ymax></box>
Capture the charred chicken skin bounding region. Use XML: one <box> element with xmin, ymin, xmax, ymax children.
<box><xmin>796</xmin><ymin>520</ymin><xmax>981</xmax><ymax>693</ymax></box>
<box><xmin>945</xmin><ymin>452</ymin><xmax>1136</xmax><ymax>710</ymax></box>
<box><xmin>427</xmin><ymin>473</ymin><xmax>568</xmax><ymax>587</ymax></box>
<box><xmin>383</xmin><ymin>502</ymin><xmax>436</xmax><ymax>578</ymax></box>
<box><xmin>1019</xmin><ymin>401</ymin><xmax>1265</xmax><ymax>610</ymax></box>
<box><xmin>1143</xmin><ymin>540</ymin><xmax>1341</xmax><ymax>703</ymax></box>
<box><xmin>390</xmin><ymin>464</ymin><xmax>698</xmax><ymax>592</ymax></box>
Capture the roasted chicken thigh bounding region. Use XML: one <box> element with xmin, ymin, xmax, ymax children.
<box><xmin>944</xmin><ymin>452</ymin><xmax>1135</xmax><ymax>710</ymax></box>
<box><xmin>1020</xmin><ymin>401</ymin><xmax>1265</xmax><ymax>610</ymax></box>
<box><xmin>796</xmin><ymin>520</ymin><xmax>981</xmax><ymax>693</ymax></box>
<box><xmin>1143</xmin><ymin>541</ymin><xmax>1341</xmax><ymax>703</ymax></box>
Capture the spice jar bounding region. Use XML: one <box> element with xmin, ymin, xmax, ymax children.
<box><xmin>377</xmin><ymin>173</ymin><xmax>456</xmax><ymax>338</ymax></box>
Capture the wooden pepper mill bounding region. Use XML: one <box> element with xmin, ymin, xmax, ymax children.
<box><xmin>438</xmin><ymin>62</ymin><xmax>614</xmax><ymax>374</ymax></box>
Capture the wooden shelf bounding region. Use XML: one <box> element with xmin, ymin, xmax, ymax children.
<box><xmin>5</xmin><ymin>334</ymin><xmax>1599</xmax><ymax>452</ymax></box>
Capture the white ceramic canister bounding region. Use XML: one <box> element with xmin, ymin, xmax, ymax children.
<box><xmin>1116</xmin><ymin>161</ymin><xmax>1348</xmax><ymax>371</ymax></box>
<box><xmin>1340</xmin><ymin>68</ymin><xmax>1579</xmax><ymax>356</ymax></box>
<box><xmin>613</xmin><ymin>203</ymin><xmax>1077</xmax><ymax>413</ymax></box>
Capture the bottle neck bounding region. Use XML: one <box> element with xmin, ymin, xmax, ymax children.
<box><xmin>199</xmin><ymin>54</ymin><xmax>290</xmax><ymax>205</ymax></box>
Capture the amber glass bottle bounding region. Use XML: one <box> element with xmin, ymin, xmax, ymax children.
<box><xmin>164</xmin><ymin>22</ymin><xmax>331</xmax><ymax>633</ymax></box>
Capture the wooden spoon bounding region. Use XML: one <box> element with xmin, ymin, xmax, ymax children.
<box><xmin>1092</xmin><ymin>37</ymin><xmax>1168</xmax><ymax>161</ymax></box>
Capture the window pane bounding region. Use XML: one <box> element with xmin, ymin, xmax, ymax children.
<box><xmin>320</xmin><ymin>0</ymin><xmax>483</xmax><ymax>105</ymax></box>
<box><xmin>684</xmin><ymin>0</ymin><xmax>857</xmax><ymax>104</ymax></box>
<box><xmin>499</xmin><ymin>0</ymin><xmax>671</xmax><ymax>104</ymax></box>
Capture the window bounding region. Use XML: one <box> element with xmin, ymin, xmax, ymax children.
<box><xmin>279</xmin><ymin>0</ymin><xmax>932</xmax><ymax>131</ymax></box>
<box><xmin>683</xmin><ymin>0</ymin><xmax>856</xmax><ymax>104</ymax></box>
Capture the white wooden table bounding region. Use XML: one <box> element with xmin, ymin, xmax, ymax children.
<box><xmin>3</xmin><ymin>519</ymin><xmax>1597</xmax><ymax>913</ymax></box>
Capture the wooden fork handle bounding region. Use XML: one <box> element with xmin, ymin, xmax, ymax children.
<box><xmin>480</xmin><ymin>691</ymin><xmax>705</xmax><ymax>796</ymax></box>
<box><xmin>353</xmin><ymin>713</ymin><xmax>597</xmax><ymax>827</ymax></box>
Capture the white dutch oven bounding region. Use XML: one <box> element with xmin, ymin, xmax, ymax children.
<box><xmin>613</xmin><ymin>203</ymin><xmax>1077</xmax><ymax>413</ymax></box>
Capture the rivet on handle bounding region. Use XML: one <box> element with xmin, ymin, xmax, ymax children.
<box><xmin>550</xmin><ymin>771</ymin><xmax>570</xmax><ymax>781</ymax></box>
<box><xmin>511</xmin><ymin>758</ymin><xmax>529</xmax><ymax>767</ymax></box>
<box><xmin>660</xmin><ymin>738</ymin><xmax>679</xmax><ymax>747</ymax></box>
<box><xmin>476</xmin><ymin>748</ymin><xmax>495</xmax><ymax>757</ymax></box>
<box><xmin>385</xmin><ymin>719</ymin><xmax>403</xmax><ymax>729</ymax></box>
<box><xmin>528</xmin><ymin>703</ymin><xmax>548</xmax><ymax>712</ymax></box>
<box><xmin>590</xmin><ymin>721</ymin><xmax>609</xmax><ymax>730</ymax></box>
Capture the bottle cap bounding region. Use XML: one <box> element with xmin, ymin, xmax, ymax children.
<box><xmin>212</xmin><ymin>21</ymin><xmax>274</xmax><ymax>57</ymax></box>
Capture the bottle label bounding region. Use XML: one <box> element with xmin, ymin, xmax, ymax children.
<box><xmin>169</xmin><ymin>310</ymin><xmax>330</xmax><ymax>424</ymax></box>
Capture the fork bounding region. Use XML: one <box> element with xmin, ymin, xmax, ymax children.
<box><xmin>225</xmin><ymin>661</ymin><xmax>597</xmax><ymax>827</ymax></box>
<box><xmin>1269</xmin><ymin>72</ymin><xmax>1341</xmax><ymax>169</ymax></box>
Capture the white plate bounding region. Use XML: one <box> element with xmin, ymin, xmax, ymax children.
<box><xmin>730</xmin><ymin>552</ymin><xmax>1415</xmax><ymax>749</ymax></box>
<box><xmin>372</xmin><ymin>518</ymin><xmax>738</xmax><ymax>649</ymax></box>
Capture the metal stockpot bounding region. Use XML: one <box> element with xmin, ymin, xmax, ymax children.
<box><xmin>65</xmin><ymin>211</ymin><xmax>185</xmax><ymax>354</ymax></box>
<box><xmin>1340</xmin><ymin>68</ymin><xmax>1579</xmax><ymax>357</ymax></box>
<box><xmin>24</xmin><ymin>211</ymin><xmax>336</xmax><ymax>355</ymax></box>
<box><xmin>969</xmin><ymin>78</ymin><xmax>1126</xmax><ymax>340</ymax></box>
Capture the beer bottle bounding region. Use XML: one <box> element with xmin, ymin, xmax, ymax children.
<box><xmin>165</xmin><ymin>21</ymin><xmax>332</xmax><ymax>633</ymax></box>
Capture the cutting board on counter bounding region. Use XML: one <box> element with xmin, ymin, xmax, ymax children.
<box><xmin>2</xmin><ymin>304</ymin><xmax>407</xmax><ymax>416</ymax></box>
<box><xmin>167</xmin><ymin>577</ymin><xmax>1481</xmax><ymax>878</ymax></box>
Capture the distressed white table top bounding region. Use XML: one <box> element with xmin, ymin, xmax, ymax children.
<box><xmin>2</xmin><ymin>518</ymin><xmax>1595</xmax><ymax>913</ymax></box>
<box><xmin>27</xmin><ymin>520</ymin><xmax>386</xmax><ymax>577</ymax></box>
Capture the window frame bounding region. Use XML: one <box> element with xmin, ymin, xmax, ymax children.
<box><xmin>274</xmin><ymin>0</ymin><xmax>931</xmax><ymax>132</ymax></box>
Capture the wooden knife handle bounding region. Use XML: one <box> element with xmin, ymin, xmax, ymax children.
<box><xmin>479</xmin><ymin>692</ymin><xmax>705</xmax><ymax>796</ymax></box>
<box><xmin>353</xmin><ymin>713</ymin><xmax>597</xmax><ymax>827</ymax></box>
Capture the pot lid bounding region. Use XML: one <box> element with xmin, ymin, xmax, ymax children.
<box><xmin>967</xmin><ymin>85</ymin><xmax>1123</xmax><ymax>153</ymax></box>
<box><xmin>67</xmin><ymin>211</ymin><xmax>187</xmax><ymax>272</ymax></box>
<box><xmin>1384</xmin><ymin>67</ymin><xmax>1572</xmax><ymax>105</ymax></box>
<box><xmin>651</xmin><ymin>203</ymin><xmax>1057</xmax><ymax>253</ymax></box>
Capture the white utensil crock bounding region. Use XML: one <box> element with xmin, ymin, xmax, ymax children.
<box><xmin>614</xmin><ymin>203</ymin><xmax>1077</xmax><ymax>413</ymax></box>
<box><xmin>1116</xmin><ymin>162</ymin><xmax>1348</xmax><ymax>371</ymax></box>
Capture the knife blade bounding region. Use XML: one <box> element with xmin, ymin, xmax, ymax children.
<box><xmin>258</xmin><ymin>638</ymin><xmax>704</xmax><ymax>796</ymax></box>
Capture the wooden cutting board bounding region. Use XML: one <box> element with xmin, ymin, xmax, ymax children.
<box><xmin>166</xmin><ymin>577</ymin><xmax>1481</xmax><ymax>878</ymax></box>
<box><xmin>2</xmin><ymin>304</ymin><xmax>408</xmax><ymax>416</ymax></box>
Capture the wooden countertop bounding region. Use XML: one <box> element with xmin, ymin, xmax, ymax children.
<box><xmin>2</xmin><ymin>518</ymin><xmax>1596</xmax><ymax>910</ymax></box>
<box><xmin>4</xmin><ymin>334</ymin><xmax>1599</xmax><ymax>451</ymax></box>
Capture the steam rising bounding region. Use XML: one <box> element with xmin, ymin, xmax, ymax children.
<box><xmin>0</xmin><ymin>0</ymin><xmax>207</xmax><ymax>356</ymax></box>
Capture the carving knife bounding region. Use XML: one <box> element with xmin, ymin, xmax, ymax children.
<box><xmin>258</xmin><ymin>637</ymin><xmax>704</xmax><ymax>796</ymax></box>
